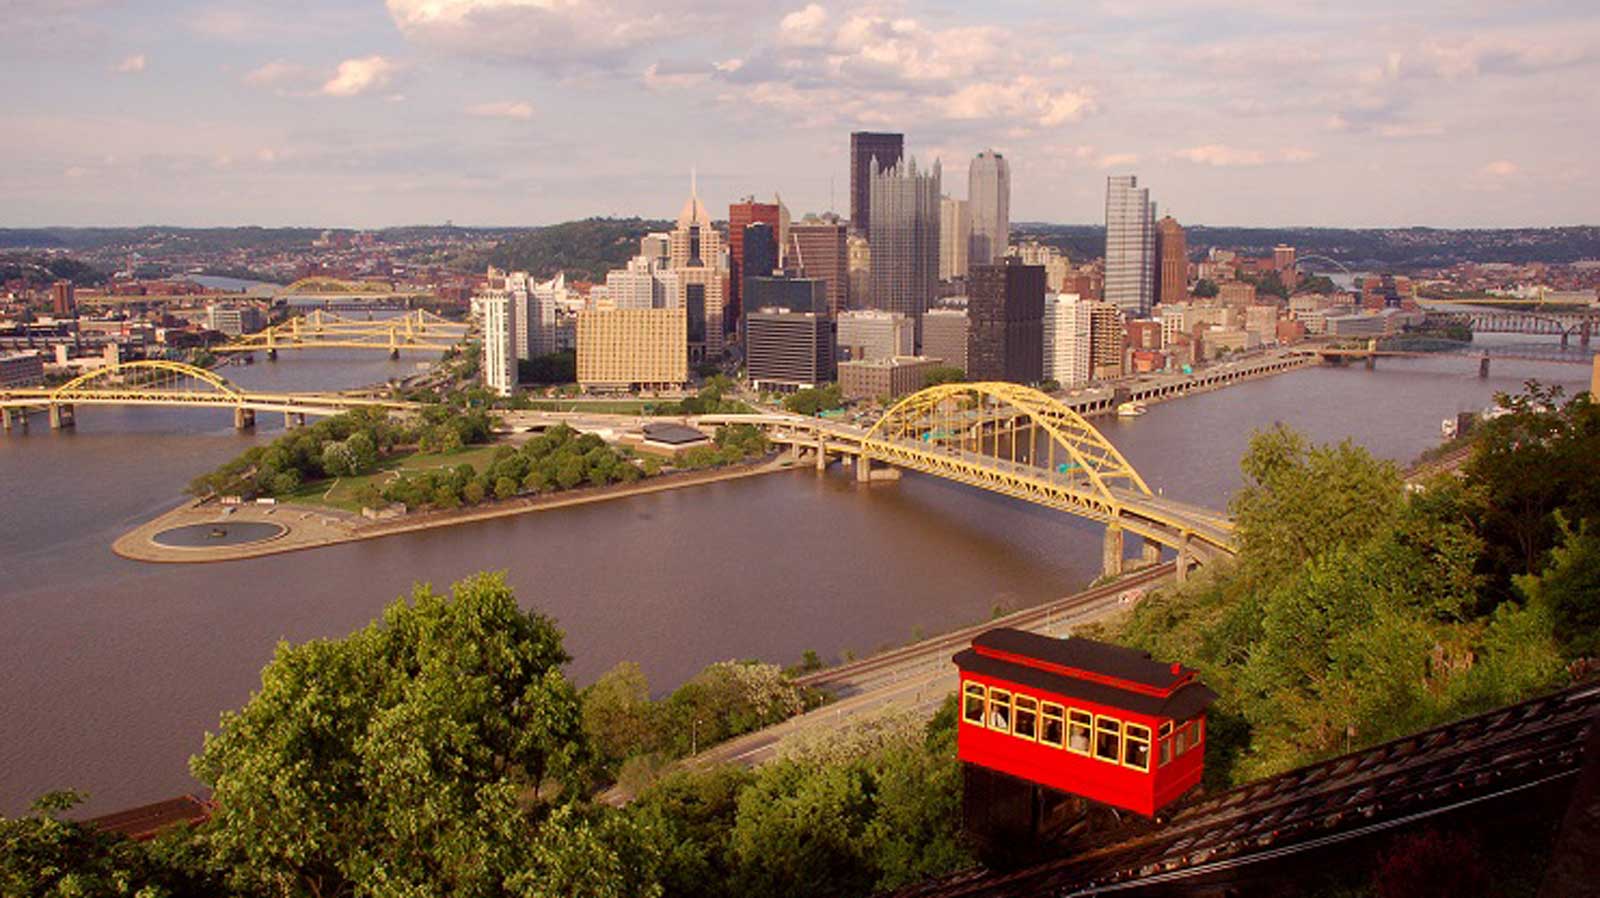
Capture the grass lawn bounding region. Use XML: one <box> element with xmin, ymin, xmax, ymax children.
<box><xmin>283</xmin><ymin>443</ymin><xmax>505</xmax><ymax>512</ymax></box>
<box><xmin>517</xmin><ymin>399</ymin><xmax>755</xmax><ymax>415</ymax></box>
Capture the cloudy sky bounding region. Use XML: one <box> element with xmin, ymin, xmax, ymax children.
<box><xmin>4</xmin><ymin>0</ymin><xmax>1597</xmax><ymax>228</ymax></box>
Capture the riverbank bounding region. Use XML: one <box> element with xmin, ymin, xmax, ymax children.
<box><xmin>1062</xmin><ymin>350</ymin><xmax>1322</xmax><ymax>418</ymax></box>
<box><xmin>113</xmin><ymin>456</ymin><xmax>804</xmax><ymax>564</ymax></box>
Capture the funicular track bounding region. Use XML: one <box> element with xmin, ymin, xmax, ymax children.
<box><xmin>893</xmin><ymin>681</ymin><xmax>1600</xmax><ymax>897</ymax></box>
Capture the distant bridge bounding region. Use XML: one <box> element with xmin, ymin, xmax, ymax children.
<box><xmin>1304</xmin><ymin>339</ymin><xmax>1596</xmax><ymax>376</ymax></box>
<box><xmin>0</xmin><ymin>360</ymin><xmax>417</xmax><ymax>431</ymax></box>
<box><xmin>214</xmin><ymin>309</ymin><xmax>469</xmax><ymax>358</ymax></box>
<box><xmin>1421</xmin><ymin>306</ymin><xmax>1597</xmax><ymax>348</ymax></box>
<box><xmin>700</xmin><ymin>383</ymin><xmax>1235</xmax><ymax>578</ymax></box>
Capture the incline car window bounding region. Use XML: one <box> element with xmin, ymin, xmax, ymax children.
<box><xmin>963</xmin><ymin>682</ymin><xmax>987</xmax><ymax>726</ymax></box>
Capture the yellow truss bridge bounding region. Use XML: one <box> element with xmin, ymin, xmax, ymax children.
<box><xmin>0</xmin><ymin>360</ymin><xmax>417</xmax><ymax>431</ymax></box>
<box><xmin>214</xmin><ymin>309</ymin><xmax>470</xmax><ymax>358</ymax></box>
<box><xmin>700</xmin><ymin>382</ymin><xmax>1235</xmax><ymax>578</ymax></box>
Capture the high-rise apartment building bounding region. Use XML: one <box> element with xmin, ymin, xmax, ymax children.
<box><xmin>51</xmin><ymin>280</ymin><xmax>76</xmax><ymax>317</ymax></box>
<box><xmin>1105</xmin><ymin>175</ymin><xmax>1157</xmax><ymax>317</ymax></box>
<box><xmin>1155</xmin><ymin>216</ymin><xmax>1188</xmax><ymax>306</ymax></box>
<box><xmin>605</xmin><ymin>255</ymin><xmax>676</xmax><ymax>310</ymax></box>
<box><xmin>729</xmin><ymin>198</ymin><xmax>781</xmax><ymax>332</ymax></box>
<box><xmin>968</xmin><ymin>149</ymin><xmax>1010</xmax><ymax>268</ymax></box>
<box><xmin>576</xmin><ymin>308</ymin><xmax>688</xmax><ymax>390</ymax></box>
<box><xmin>481</xmin><ymin>293</ymin><xmax>515</xmax><ymax>397</ymax></box>
<box><xmin>939</xmin><ymin>196</ymin><xmax>970</xmax><ymax>281</ymax></box>
<box><xmin>1274</xmin><ymin>244</ymin><xmax>1298</xmax><ymax>290</ymax></box>
<box><xmin>1043</xmin><ymin>294</ymin><xmax>1092</xmax><ymax>388</ymax></box>
<box><xmin>205</xmin><ymin>304</ymin><xmax>264</xmax><ymax>336</ymax></box>
<box><xmin>868</xmin><ymin>157</ymin><xmax>941</xmax><ymax>347</ymax></box>
<box><xmin>788</xmin><ymin>217</ymin><xmax>849</xmax><ymax>316</ymax></box>
<box><xmin>849</xmin><ymin>131</ymin><xmax>904</xmax><ymax>236</ymax></box>
<box><xmin>967</xmin><ymin>257</ymin><xmax>1044</xmax><ymax>384</ymax></box>
<box><xmin>837</xmin><ymin>310</ymin><xmax>914</xmax><ymax>361</ymax></box>
<box><xmin>1088</xmin><ymin>301</ymin><xmax>1126</xmax><ymax>381</ymax></box>
<box><xmin>921</xmin><ymin>308</ymin><xmax>969</xmax><ymax>372</ymax></box>
<box><xmin>745</xmin><ymin>310</ymin><xmax>835</xmax><ymax>391</ymax></box>
<box><xmin>668</xmin><ymin>182</ymin><xmax>727</xmax><ymax>364</ymax></box>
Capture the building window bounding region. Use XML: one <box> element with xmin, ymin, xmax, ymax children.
<box><xmin>1067</xmin><ymin>710</ymin><xmax>1092</xmax><ymax>755</ymax></box>
<box><xmin>1040</xmin><ymin>703</ymin><xmax>1065</xmax><ymax>748</ymax></box>
<box><xmin>1123</xmin><ymin>723</ymin><xmax>1151</xmax><ymax>772</ymax></box>
<box><xmin>1094</xmin><ymin>717</ymin><xmax>1121</xmax><ymax>763</ymax></box>
<box><xmin>988</xmin><ymin>689</ymin><xmax>1012</xmax><ymax>733</ymax></box>
<box><xmin>963</xmin><ymin>683</ymin><xmax>986</xmax><ymax>726</ymax></box>
<box><xmin>1014</xmin><ymin>696</ymin><xmax>1038</xmax><ymax>741</ymax></box>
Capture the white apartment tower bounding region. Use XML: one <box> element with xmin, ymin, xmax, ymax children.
<box><xmin>481</xmin><ymin>293</ymin><xmax>515</xmax><ymax>397</ymax></box>
<box><xmin>1043</xmin><ymin>293</ymin><xmax>1092</xmax><ymax>387</ymax></box>
<box><xmin>968</xmin><ymin>149</ymin><xmax>1010</xmax><ymax>267</ymax></box>
<box><xmin>1104</xmin><ymin>175</ymin><xmax>1157</xmax><ymax>317</ymax></box>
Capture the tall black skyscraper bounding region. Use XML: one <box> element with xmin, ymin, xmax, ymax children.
<box><xmin>849</xmin><ymin>131</ymin><xmax>904</xmax><ymax>237</ymax></box>
<box><xmin>967</xmin><ymin>257</ymin><xmax>1045</xmax><ymax>384</ymax></box>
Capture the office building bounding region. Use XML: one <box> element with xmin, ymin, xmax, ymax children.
<box><xmin>668</xmin><ymin>180</ymin><xmax>727</xmax><ymax>364</ymax></box>
<box><xmin>605</xmin><ymin>255</ymin><xmax>674</xmax><ymax>310</ymax></box>
<box><xmin>1089</xmin><ymin>301</ymin><xmax>1126</xmax><ymax>381</ymax></box>
<box><xmin>730</xmin><ymin>198</ymin><xmax>782</xmax><ymax>332</ymax></box>
<box><xmin>1043</xmin><ymin>295</ymin><xmax>1092</xmax><ymax>388</ymax></box>
<box><xmin>838</xmin><ymin>356</ymin><xmax>943</xmax><ymax>400</ymax></box>
<box><xmin>52</xmin><ymin>280</ymin><xmax>76</xmax><ymax>317</ymax></box>
<box><xmin>481</xmin><ymin>293</ymin><xmax>515</xmax><ymax>397</ymax></box>
<box><xmin>205</xmin><ymin>304</ymin><xmax>265</xmax><ymax>337</ymax></box>
<box><xmin>967</xmin><ymin>149</ymin><xmax>1010</xmax><ymax>267</ymax></box>
<box><xmin>1219</xmin><ymin>282</ymin><xmax>1258</xmax><ymax>306</ymax></box>
<box><xmin>788</xmin><ymin>217</ymin><xmax>849</xmax><ymax>316</ymax></box>
<box><xmin>745</xmin><ymin>309</ymin><xmax>835</xmax><ymax>391</ymax></box>
<box><xmin>0</xmin><ymin>351</ymin><xmax>46</xmax><ymax>387</ymax></box>
<box><xmin>967</xmin><ymin>257</ymin><xmax>1044</xmax><ymax>384</ymax></box>
<box><xmin>746</xmin><ymin>277</ymin><xmax>826</xmax><ymax>315</ymax></box>
<box><xmin>847</xmin><ymin>235</ymin><xmax>871</xmax><ymax>311</ymax></box>
<box><xmin>849</xmin><ymin>131</ymin><xmax>904</xmax><ymax>236</ymax></box>
<box><xmin>837</xmin><ymin>310</ymin><xmax>914</xmax><ymax>361</ymax></box>
<box><xmin>576</xmin><ymin>308</ymin><xmax>688</xmax><ymax>390</ymax></box>
<box><xmin>1010</xmin><ymin>241</ymin><xmax>1071</xmax><ymax>293</ymax></box>
<box><xmin>1105</xmin><ymin>175</ymin><xmax>1156</xmax><ymax>316</ymax></box>
<box><xmin>1155</xmin><ymin>216</ymin><xmax>1187</xmax><ymax>306</ymax></box>
<box><xmin>868</xmin><ymin>157</ymin><xmax>941</xmax><ymax>345</ymax></box>
<box><xmin>922</xmin><ymin>308</ymin><xmax>969</xmax><ymax>373</ymax></box>
<box><xmin>940</xmin><ymin>196</ymin><xmax>971</xmax><ymax>281</ymax></box>
<box><xmin>1274</xmin><ymin>244</ymin><xmax>1297</xmax><ymax>290</ymax></box>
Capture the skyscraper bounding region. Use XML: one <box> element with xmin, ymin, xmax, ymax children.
<box><xmin>939</xmin><ymin>196</ymin><xmax>971</xmax><ymax>281</ymax></box>
<box><xmin>968</xmin><ymin>149</ymin><xmax>1010</xmax><ymax>267</ymax></box>
<box><xmin>849</xmin><ymin>131</ymin><xmax>904</xmax><ymax>236</ymax></box>
<box><xmin>481</xmin><ymin>293</ymin><xmax>515</xmax><ymax>397</ymax></box>
<box><xmin>668</xmin><ymin>178</ymin><xmax>727</xmax><ymax>364</ymax></box>
<box><xmin>1155</xmin><ymin>216</ymin><xmax>1188</xmax><ymax>306</ymax></box>
<box><xmin>729</xmin><ymin>198</ymin><xmax>781</xmax><ymax>333</ymax></box>
<box><xmin>1105</xmin><ymin>175</ymin><xmax>1157</xmax><ymax>316</ymax></box>
<box><xmin>1043</xmin><ymin>294</ymin><xmax>1093</xmax><ymax>388</ymax></box>
<box><xmin>868</xmin><ymin>157</ymin><xmax>940</xmax><ymax>347</ymax></box>
<box><xmin>967</xmin><ymin>256</ymin><xmax>1045</xmax><ymax>384</ymax></box>
<box><xmin>788</xmin><ymin>217</ymin><xmax>849</xmax><ymax>316</ymax></box>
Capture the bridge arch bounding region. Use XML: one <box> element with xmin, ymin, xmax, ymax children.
<box><xmin>51</xmin><ymin>360</ymin><xmax>242</xmax><ymax>402</ymax></box>
<box><xmin>864</xmin><ymin>382</ymin><xmax>1153</xmax><ymax>516</ymax></box>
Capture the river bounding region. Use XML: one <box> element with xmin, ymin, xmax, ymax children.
<box><xmin>0</xmin><ymin>342</ymin><xmax>1592</xmax><ymax>817</ymax></box>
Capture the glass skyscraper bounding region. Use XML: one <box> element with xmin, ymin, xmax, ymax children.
<box><xmin>1104</xmin><ymin>175</ymin><xmax>1156</xmax><ymax>317</ymax></box>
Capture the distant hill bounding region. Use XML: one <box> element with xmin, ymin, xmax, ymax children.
<box><xmin>1013</xmin><ymin>223</ymin><xmax>1600</xmax><ymax>270</ymax></box>
<box><xmin>484</xmin><ymin>218</ymin><xmax>673</xmax><ymax>283</ymax></box>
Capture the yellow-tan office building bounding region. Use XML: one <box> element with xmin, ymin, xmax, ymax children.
<box><xmin>576</xmin><ymin>307</ymin><xmax>688</xmax><ymax>391</ymax></box>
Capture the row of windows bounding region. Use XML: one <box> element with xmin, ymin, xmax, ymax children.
<box><xmin>962</xmin><ymin>681</ymin><xmax>1203</xmax><ymax>773</ymax></box>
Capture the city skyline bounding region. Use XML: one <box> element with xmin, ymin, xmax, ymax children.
<box><xmin>3</xmin><ymin>0</ymin><xmax>1597</xmax><ymax>229</ymax></box>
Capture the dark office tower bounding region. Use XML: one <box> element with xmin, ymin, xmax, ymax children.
<box><xmin>745</xmin><ymin>309</ymin><xmax>836</xmax><ymax>391</ymax></box>
<box><xmin>729</xmin><ymin>199</ymin><xmax>781</xmax><ymax>333</ymax></box>
<box><xmin>868</xmin><ymin>156</ymin><xmax>940</xmax><ymax>348</ymax></box>
<box><xmin>1155</xmin><ymin>215</ymin><xmax>1188</xmax><ymax>306</ymax></box>
<box><xmin>967</xmin><ymin>257</ymin><xmax>1045</xmax><ymax>384</ymax></box>
<box><xmin>789</xmin><ymin>218</ymin><xmax>849</xmax><ymax>316</ymax></box>
<box><xmin>849</xmin><ymin>131</ymin><xmax>903</xmax><ymax>236</ymax></box>
<box><xmin>741</xmin><ymin>223</ymin><xmax>779</xmax><ymax>301</ymax></box>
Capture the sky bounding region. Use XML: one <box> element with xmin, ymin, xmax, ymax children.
<box><xmin>3</xmin><ymin>0</ymin><xmax>1597</xmax><ymax>229</ymax></box>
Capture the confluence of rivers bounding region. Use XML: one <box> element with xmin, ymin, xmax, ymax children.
<box><xmin>0</xmin><ymin>342</ymin><xmax>1591</xmax><ymax>816</ymax></box>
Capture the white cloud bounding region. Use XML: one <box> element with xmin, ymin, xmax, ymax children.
<box><xmin>466</xmin><ymin>100</ymin><xmax>534</xmax><ymax>120</ymax></box>
<box><xmin>244</xmin><ymin>60</ymin><xmax>309</xmax><ymax>88</ymax></box>
<box><xmin>385</xmin><ymin>0</ymin><xmax>713</xmax><ymax>70</ymax></box>
<box><xmin>116</xmin><ymin>54</ymin><xmax>146</xmax><ymax>74</ymax></box>
<box><xmin>1281</xmin><ymin>147</ymin><xmax>1318</xmax><ymax>163</ymax></box>
<box><xmin>322</xmin><ymin>56</ymin><xmax>399</xmax><ymax>97</ymax></box>
<box><xmin>943</xmin><ymin>77</ymin><xmax>1095</xmax><ymax>128</ymax></box>
<box><xmin>778</xmin><ymin>3</ymin><xmax>829</xmax><ymax>47</ymax></box>
<box><xmin>1175</xmin><ymin>145</ymin><xmax>1268</xmax><ymax>167</ymax></box>
<box><xmin>1098</xmin><ymin>153</ymin><xmax>1139</xmax><ymax>169</ymax></box>
<box><xmin>1480</xmin><ymin>159</ymin><xmax>1519</xmax><ymax>177</ymax></box>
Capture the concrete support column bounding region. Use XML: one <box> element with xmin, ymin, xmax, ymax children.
<box><xmin>1479</xmin><ymin>354</ymin><xmax>1491</xmax><ymax>379</ymax></box>
<box><xmin>389</xmin><ymin>348</ymin><xmax>400</xmax><ymax>360</ymax></box>
<box><xmin>814</xmin><ymin>437</ymin><xmax>827</xmax><ymax>471</ymax></box>
<box><xmin>788</xmin><ymin>439</ymin><xmax>801</xmax><ymax>460</ymax></box>
<box><xmin>284</xmin><ymin>411</ymin><xmax>305</xmax><ymax>429</ymax></box>
<box><xmin>856</xmin><ymin>455</ymin><xmax>872</xmax><ymax>482</ymax></box>
<box><xmin>1102</xmin><ymin>524</ymin><xmax>1124</xmax><ymax>579</ymax></box>
<box><xmin>1590</xmin><ymin>354</ymin><xmax>1599</xmax><ymax>399</ymax></box>
<box><xmin>266</xmin><ymin>348</ymin><xmax>278</xmax><ymax>361</ymax></box>
<box><xmin>1</xmin><ymin>407</ymin><xmax>12</xmax><ymax>432</ymax></box>
<box><xmin>234</xmin><ymin>407</ymin><xmax>256</xmax><ymax>430</ymax></box>
<box><xmin>1176</xmin><ymin>537</ymin><xmax>1192</xmax><ymax>584</ymax></box>
<box><xmin>48</xmin><ymin>403</ymin><xmax>74</xmax><ymax>430</ymax></box>
<box><xmin>1141</xmin><ymin>540</ymin><xmax>1162</xmax><ymax>566</ymax></box>
<box><xmin>1364</xmin><ymin>354</ymin><xmax>1376</xmax><ymax>371</ymax></box>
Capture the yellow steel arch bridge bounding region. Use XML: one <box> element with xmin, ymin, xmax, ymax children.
<box><xmin>0</xmin><ymin>360</ymin><xmax>417</xmax><ymax>431</ymax></box>
<box><xmin>213</xmin><ymin>309</ymin><xmax>470</xmax><ymax>358</ymax></box>
<box><xmin>699</xmin><ymin>382</ymin><xmax>1235</xmax><ymax>577</ymax></box>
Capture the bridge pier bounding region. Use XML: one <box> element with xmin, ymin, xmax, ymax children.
<box><xmin>266</xmin><ymin>348</ymin><xmax>278</xmax><ymax>361</ymax></box>
<box><xmin>1176</xmin><ymin>537</ymin><xmax>1192</xmax><ymax>584</ymax></box>
<box><xmin>1364</xmin><ymin>354</ymin><xmax>1376</xmax><ymax>371</ymax></box>
<box><xmin>1590</xmin><ymin>355</ymin><xmax>1599</xmax><ymax>399</ymax></box>
<box><xmin>1140</xmin><ymin>540</ymin><xmax>1161</xmax><ymax>566</ymax></box>
<box><xmin>1102</xmin><ymin>524</ymin><xmax>1124</xmax><ymax>579</ymax></box>
<box><xmin>284</xmin><ymin>411</ymin><xmax>306</xmax><ymax>429</ymax></box>
<box><xmin>814</xmin><ymin>437</ymin><xmax>827</xmax><ymax>471</ymax></box>
<box><xmin>1479</xmin><ymin>354</ymin><xmax>1491</xmax><ymax>379</ymax></box>
<box><xmin>234</xmin><ymin>407</ymin><xmax>256</xmax><ymax>430</ymax></box>
<box><xmin>1</xmin><ymin>407</ymin><xmax>13</xmax><ymax>432</ymax></box>
<box><xmin>48</xmin><ymin>403</ymin><xmax>75</xmax><ymax>430</ymax></box>
<box><xmin>389</xmin><ymin>348</ymin><xmax>400</xmax><ymax>360</ymax></box>
<box><xmin>856</xmin><ymin>455</ymin><xmax>872</xmax><ymax>482</ymax></box>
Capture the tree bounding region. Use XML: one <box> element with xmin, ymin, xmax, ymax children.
<box><xmin>192</xmin><ymin>574</ymin><xmax>584</xmax><ymax>898</ymax></box>
<box><xmin>921</xmin><ymin>367</ymin><xmax>966</xmax><ymax>388</ymax></box>
<box><xmin>582</xmin><ymin>662</ymin><xmax>659</xmax><ymax>773</ymax></box>
<box><xmin>1193</xmin><ymin>278</ymin><xmax>1220</xmax><ymax>298</ymax></box>
<box><xmin>0</xmin><ymin>790</ymin><xmax>218</xmax><ymax>897</ymax></box>
<box><xmin>1516</xmin><ymin>518</ymin><xmax>1600</xmax><ymax>659</ymax></box>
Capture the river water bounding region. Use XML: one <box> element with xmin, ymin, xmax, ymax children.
<box><xmin>0</xmin><ymin>343</ymin><xmax>1592</xmax><ymax>816</ymax></box>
